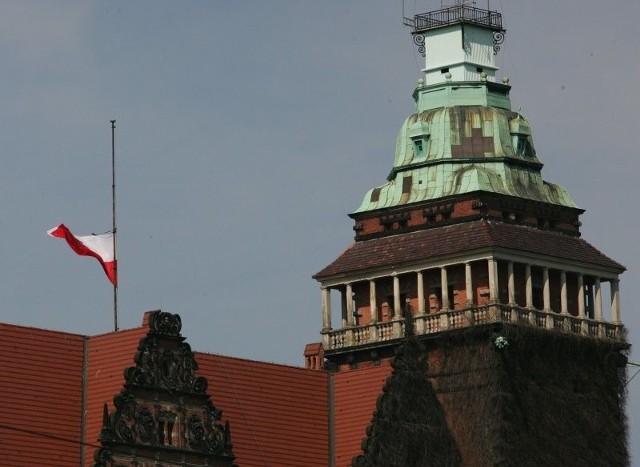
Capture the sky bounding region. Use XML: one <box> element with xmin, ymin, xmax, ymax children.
<box><xmin>1</xmin><ymin>0</ymin><xmax>638</xmax><ymax>462</ymax></box>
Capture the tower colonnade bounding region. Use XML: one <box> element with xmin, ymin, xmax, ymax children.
<box><xmin>320</xmin><ymin>255</ymin><xmax>622</xmax><ymax>350</ymax></box>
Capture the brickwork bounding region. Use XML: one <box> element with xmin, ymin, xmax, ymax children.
<box><xmin>351</xmin><ymin>193</ymin><xmax>582</xmax><ymax>241</ymax></box>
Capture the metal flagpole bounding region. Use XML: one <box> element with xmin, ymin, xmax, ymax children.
<box><xmin>111</xmin><ymin>119</ymin><xmax>118</xmax><ymax>331</ymax></box>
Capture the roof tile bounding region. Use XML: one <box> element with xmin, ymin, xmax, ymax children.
<box><xmin>0</xmin><ymin>324</ymin><xmax>85</xmax><ymax>467</ymax></box>
<box><xmin>314</xmin><ymin>220</ymin><xmax>623</xmax><ymax>279</ymax></box>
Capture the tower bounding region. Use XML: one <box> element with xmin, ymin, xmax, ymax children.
<box><xmin>314</xmin><ymin>3</ymin><xmax>629</xmax><ymax>465</ymax></box>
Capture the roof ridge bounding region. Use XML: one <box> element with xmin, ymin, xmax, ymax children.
<box><xmin>195</xmin><ymin>349</ymin><xmax>326</xmax><ymax>372</ymax></box>
<box><xmin>0</xmin><ymin>321</ymin><xmax>87</xmax><ymax>338</ymax></box>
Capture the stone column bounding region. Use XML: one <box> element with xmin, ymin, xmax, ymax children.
<box><xmin>576</xmin><ymin>274</ymin><xmax>587</xmax><ymax>335</ymax></box>
<box><xmin>525</xmin><ymin>264</ymin><xmax>533</xmax><ymax>308</ymax></box>
<box><xmin>560</xmin><ymin>271</ymin><xmax>568</xmax><ymax>314</ymax></box>
<box><xmin>507</xmin><ymin>261</ymin><xmax>516</xmax><ymax>305</ymax></box>
<box><xmin>393</xmin><ymin>275</ymin><xmax>401</xmax><ymax>319</ymax></box>
<box><xmin>465</xmin><ymin>262</ymin><xmax>473</xmax><ymax>305</ymax></box>
<box><xmin>488</xmin><ymin>258</ymin><xmax>498</xmax><ymax>303</ymax></box>
<box><xmin>321</xmin><ymin>287</ymin><xmax>332</xmax><ymax>330</ymax></box>
<box><xmin>369</xmin><ymin>280</ymin><xmax>377</xmax><ymax>323</ymax></box>
<box><xmin>542</xmin><ymin>267</ymin><xmax>551</xmax><ymax>312</ymax></box>
<box><xmin>577</xmin><ymin>274</ymin><xmax>585</xmax><ymax>318</ymax></box>
<box><xmin>441</xmin><ymin>267</ymin><xmax>450</xmax><ymax>310</ymax></box>
<box><xmin>610</xmin><ymin>279</ymin><xmax>621</xmax><ymax>323</ymax></box>
<box><xmin>345</xmin><ymin>283</ymin><xmax>353</xmax><ymax>327</ymax></box>
<box><xmin>439</xmin><ymin>265</ymin><xmax>451</xmax><ymax>330</ymax></box>
<box><xmin>594</xmin><ymin>278</ymin><xmax>603</xmax><ymax>321</ymax></box>
<box><xmin>417</xmin><ymin>271</ymin><xmax>426</xmax><ymax>314</ymax></box>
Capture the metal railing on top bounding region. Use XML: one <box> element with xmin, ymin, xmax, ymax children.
<box><xmin>403</xmin><ymin>5</ymin><xmax>503</xmax><ymax>33</ymax></box>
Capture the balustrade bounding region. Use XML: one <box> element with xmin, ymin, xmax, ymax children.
<box><xmin>322</xmin><ymin>304</ymin><xmax>625</xmax><ymax>350</ymax></box>
<box><xmin>378</xmin><ymin>322</ymin><xmax>396</xmax><ymax>341</ymax></box>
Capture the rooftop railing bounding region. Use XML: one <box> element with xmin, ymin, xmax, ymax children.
<box><xmin>403</xmin><ymin>5</ymin><xmax>504</xmax><ymax>33</ymax></box>
<box><xmin>322</xmin><ymin>304</ymin><xmax>625</xmax><ymax>351</ymax></box>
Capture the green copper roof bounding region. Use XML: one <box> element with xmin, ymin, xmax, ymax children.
<box><xmin>413</xmin><ymin>79</ymin><xmax>512</xmax><ymax>113</ymax></box>
<box><xmin>354</xmin><ymin>81</ymin><xmax>577</xmax><ymax>213</ymax></box>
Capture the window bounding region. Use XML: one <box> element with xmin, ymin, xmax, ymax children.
<box><xmin>516</xmin><ymin>136</ymin><xmax>527</xmax><ymax>155</ymax></box>
<box><xmin>412</xmin><ymin>136</ymin><xmax>429</xmax><ymax>157</ymax></box>
<box><xmin>513</xmin><ymin>135</ymin><xmax>534</xmax><ymax>157</ymax></box>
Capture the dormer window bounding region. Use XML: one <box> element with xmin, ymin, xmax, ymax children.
<box><xmin>509</xmin><ymin>116</ymin><xmax>536</xmax><ymax>158</ymax></box>
<box><xmin>514</xmin><ymin>135</ymin><xmax>534</xmax><ymax>157</ymax></box>
<box><xmin>408</xmin><ymin>121</ymin><xmax>430</xmax><ymax>157</ymax></box>
<box><xmin>412</xmin><ymin>136</ymin><xmax>429</xmax><ymax>157</ymax></box>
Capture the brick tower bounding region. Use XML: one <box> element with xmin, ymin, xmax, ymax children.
<box><xmin>314</xmin><ymin>3</ymin><xmax>629</xmax><ymax>465</ymax></box>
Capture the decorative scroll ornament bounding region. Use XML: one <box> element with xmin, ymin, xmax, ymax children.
<box><xmin>412</xmin><ymin>33</ymin><xmax>426</xmax><ymax>57</ymax></box>
<box><xmin>148</xmin><ymin>310</ymin><xmax>182</xmax><ymax>336</ymax></box>
<box><xmin>493</xmin><ymin>31</ymin><xmax>505</xmax><ymax>55</ymax></box>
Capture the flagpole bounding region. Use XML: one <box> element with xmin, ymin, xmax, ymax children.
<box><xmin>111</xmin><ymin>119</ymin><xmax>118</xmax><ymax>331</ymax></box>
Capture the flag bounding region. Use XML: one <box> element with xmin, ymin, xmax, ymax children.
<box><xmin>47</xmin><ymin>224</ymin><xmax>117</xmax><ymax>286</ymax></box>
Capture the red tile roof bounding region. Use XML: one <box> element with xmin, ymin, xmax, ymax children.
<box><xmin>86</xmin><ymin>321</ymin><xmax>330</xmax><ymax>466</ymax></box>
<box><xmin>314</xmin><ymin>220</ymin><xmax>624</xmax><ymax>279</ymax></box>
<box><xmin>84</xmin><ymin>326</ymin><xmax>149</xmax><ymax>462</ymax></box>
<box><xmin>0</xmin><ymin>323</ymin><xmax>85</xmax><ymax>466</ymax></box>
<box><xmin>304</xmin><ymin>342</ymin><xmax>323</xmax><ymax>356</ymax></box>
<box><xmin>332</xmin><ymin>362</ymin><xmax>393</xmax><ymax>466</ymax></box>
<box><xmin>197</xmin><ymin>353</ymin><xmax>329</xmax><ymax>467</ymax></box>
<box><xmin>1</xmin><ymin>317</ymin><xmax>331</xmax><ymax>466</ymax></box>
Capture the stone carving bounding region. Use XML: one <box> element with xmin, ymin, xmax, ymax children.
<box><xmin>124</xmin><ymin>336</ymin><xmax>207</xmax><ymax>394</ymax></box>
<box><xmin>93</xmin><ymin>310</ymin><xmax>235</xmax><ymax>466</ymax></box>
<box><xmin>148</xmin><ymin>310</ymin><xmax>182</xmax><ymax>336</ymax></box>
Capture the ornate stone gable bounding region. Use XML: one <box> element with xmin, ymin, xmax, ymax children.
<box><xmin>93</xmin><ymin>311</ymin><xmax>236</xmax><ymax>467</ymax></box>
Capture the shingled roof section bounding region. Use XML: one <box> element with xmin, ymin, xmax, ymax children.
<box><xmin>0</xmin><ymin>323</ymin><xmax>85</xmax><ymax>467</ymax></box>
<box><xmin>333</xmin><ymin>363</ymin><xmax>393</xmax><ymax>466</ymax></box>
<box><xmin>85</xmin><ymin>325</ymin><xmax>149</xmax><ymax>463</ymax></box>
<box><xmin>196</xmin><ymin>352</ymin><xmax>329</xmax><ymax>467</ymax></box>
<box><xmin>314</xmin><ymin>220</ymin><xmax>624</xmax><ymax>280</ymax></box>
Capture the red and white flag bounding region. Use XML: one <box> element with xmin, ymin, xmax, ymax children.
<box><xmin>47</xmin><ymin>224</ymin><xmax>117</xmax><ymax>286</ymax></box>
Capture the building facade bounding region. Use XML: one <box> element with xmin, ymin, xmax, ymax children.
<box><xmin>314</xmin><ymin>3</ymin><xmax>629</xmax><ymax>466</ymax></box>
<box><xmin>0</xmin><ymin>4</ymin><xmax>629</xmax><ymax>466</ymax></box>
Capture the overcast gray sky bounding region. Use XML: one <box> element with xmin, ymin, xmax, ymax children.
<box><xmin>1</xmin><ymin>0</ymin><xmax>638</xmax><ymax>463</ymax></box>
